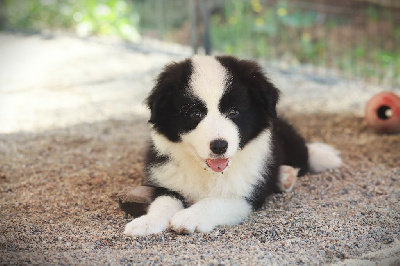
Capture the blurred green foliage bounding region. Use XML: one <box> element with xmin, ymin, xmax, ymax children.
<box><xmin>211</xmin><ymin>1</ymin><xmax>322</xmax><ymax>57</ymax></box>
<box><xmin>2</xmin><ymin>0</ymin><xmax>399</xmax><ymax>85</ymax></box>
<box><xmin>211</xmin><ymin>0</ymin><xmax>399</xmax><ymax>85</ymax></box>
<box><xmin>3</xmin><ymin>0</ymin><xmax>140</xmax><ymax>41</ymax></box>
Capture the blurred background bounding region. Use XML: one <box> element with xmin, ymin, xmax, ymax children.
<box><xmin>1</xmin><ymin>0</ymin><xmax>399</xmax><ymax>87</ymax></box>
<box><xmin>0</xmin><ymin>0</ymin><xmax>399</xmax><ymax>133</ymax></box>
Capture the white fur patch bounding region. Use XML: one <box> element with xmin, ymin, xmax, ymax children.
<box><xmin>307</xmin><ymin>142</ymin><xmax>342</xmax><ymax>173</ymax></box>
<box><xmin>185</xmin><ymin>55</ymin><xmax>239</xmax><ymax>160</ymax></box>
<box><xmin>190</xmin><ymin>55</ymin><xmax>228</xmax><ymax>111</ymax></box>
<box><xmin>181</xmin><ymin>114</ymin><xmax>240</xmax><ymax>160</ymax></box>
<box><xmin>124</xmin><ymin>196</ymin><xmax>183</xmax><ymax>236</ymax></box>
<box><xmin>169</xmin><ymin>197</ymin><xmax>252</xmax><ymax>233</ymax></box>
<box><xmin>150</xmin><ymin>128</ymin><xmax>272</xmax><ymax>204</ymax></box>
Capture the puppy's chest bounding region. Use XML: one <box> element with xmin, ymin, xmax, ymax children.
<box><xmin>149</xmin><ymin>160</ymin><xmax>261</xmax><ymax>203</ymax></box>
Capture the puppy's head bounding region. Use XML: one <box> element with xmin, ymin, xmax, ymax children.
<box><xmin>146</xmin><ymin>55</ymin><xmax>279</xmax><ymax>172</ymax></box>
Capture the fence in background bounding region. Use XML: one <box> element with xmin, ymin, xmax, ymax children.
<box><xmin>2</xmin><ymin>0</ymin><xmax>398</xmax><ymax>87</ymax></box>
<box><xmin>136</xmin><ymin>0</ymin><xmax>400</xmax><ymax>88</ymax></box>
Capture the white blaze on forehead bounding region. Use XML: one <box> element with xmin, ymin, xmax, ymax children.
<box><xmin>182</xmin><ymin>55</ymin><xmax>239</xmax><ymax>161</ymax></box>
<box><xmin>190</xmin><ymin>55</ymin><xmax>229</xmax><ymax>110</ymax></box>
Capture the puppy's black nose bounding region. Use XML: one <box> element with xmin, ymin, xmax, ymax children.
<box><xmin>210</xmin><ymin>139</ymin><xmax>228</xmax><ymax>155</ymax></box>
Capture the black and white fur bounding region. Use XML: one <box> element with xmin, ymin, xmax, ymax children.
<box><xmin>124</xmin><ymin>55</ymin><xmax>342</xmax><ymax>236</ymax></box>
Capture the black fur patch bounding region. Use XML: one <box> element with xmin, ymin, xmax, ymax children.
<box><xmin>246</xmin><ymin>118</ymin><xmax>309</xmax><ymax>210</ymax></box>
<box><xmin>216</xmin><ymin>56</ymin><xmax>280</xmax><ymax>118</ymax></box>
<box><xmin>145</xmin><ymin>59</ymin><xmax>207</xmax><ymax>142</ymax></box>
<box><xmin>144</xmin><ymin>143</ymin><xmax>169</xmax><ymax>177</ymax></box>
<box><xmin>216</xmin><ymin>56</ymin><xmax>280</xmax><ymax>148</ymax></box>
<box><xmin>273</xmin><ymin>118</ymin><xmax>309</xmax><ymax>176</ymax></box>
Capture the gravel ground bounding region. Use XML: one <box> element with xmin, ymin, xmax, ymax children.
<box><xmin>0</xmin><ymin>32</ymin><xmax>399</xmax><ymax>265</ymax></box>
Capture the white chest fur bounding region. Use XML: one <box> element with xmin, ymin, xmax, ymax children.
<box><xmin>149</xmin><ymin>129</ymin><xmax>273</xmax><ymax>204</ymax></box>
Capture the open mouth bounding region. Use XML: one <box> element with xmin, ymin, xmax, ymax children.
<box><xmin>206</xmin><ymin>158</ymin><xmax>229</xmax><ymax>172</ymax></box>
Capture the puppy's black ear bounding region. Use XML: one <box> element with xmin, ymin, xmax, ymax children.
<box><xmin>256</xmin><ymin>77</ymin><xmax>280</xmax><ymax>118</ymax></box>
<box><xmin>145</xmin><ymin>59</ymin><xmax>192</xmax><ymax>124</ymax></box>
<box><xmin>145</xmin><ymin>85</ymin><xmax>171</xmax><ymax>124</ymax></box>
<box><xmin>242</xmin><ymin>60</ymin><xmax>280</xmax><ymax>118</ymax></box>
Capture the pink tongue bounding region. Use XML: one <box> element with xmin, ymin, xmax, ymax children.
<box><xmin>206</xmin><ymin>158</ymin><xmax>229</xmax><ymax>172</ymax></box>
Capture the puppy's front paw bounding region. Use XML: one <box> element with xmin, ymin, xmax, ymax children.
<box><xmin>124</xmin><ymin>215</ymin><xmax>167</xmax><ymax>236</ymax></box>
<box><xmin>169</xmin><ymin>208</ymin><xmax>213</xmax><ymax>234</ymax></box>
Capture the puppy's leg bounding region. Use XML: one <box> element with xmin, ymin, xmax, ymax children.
<box><xmin>277</xmin><ymin>165</ymin><xmax>299</xmax><ymax>193</ymax></box>
<box><xmin>169</xmin><ymin>197</ymin><xmax>252</xmax><ymax>234</ymax></box>
<box><xmin>124</xmin><ymin>196</ymin><xmax>183</xmax><ymax>236</ymax></box>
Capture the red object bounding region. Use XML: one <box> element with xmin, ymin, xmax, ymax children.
<box><xmin>364</xmin><ymin>91</ymin><xmax>400</xmax><ymax>134</ymax></box>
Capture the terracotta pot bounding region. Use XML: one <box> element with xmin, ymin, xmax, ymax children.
<box><xmin>364</xmin><ymin>91</ymin><xmax>400</xmax><ymax>134</ymax></box>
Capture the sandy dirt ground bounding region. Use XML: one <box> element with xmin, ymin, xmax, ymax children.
<box><xmin>0</xmin><ymin>32</ymin><xmax>399</xmax><ymax>265</ymax></box>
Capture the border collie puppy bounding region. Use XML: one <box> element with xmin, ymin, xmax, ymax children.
<box><xmin>124</xmin><ymin>55</ymin><xmax>342</xmax><ymax>236</ymax></box>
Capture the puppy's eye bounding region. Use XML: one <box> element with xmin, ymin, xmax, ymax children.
<box><xmin>227</xmin><ymin>107</ymin><xmax>239</xmax><ymax>118</ymax></box>
<box><xmin>189</xmin><ymin>109</ymin><xmax>205</xmax><ymax>119</ymax></box>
